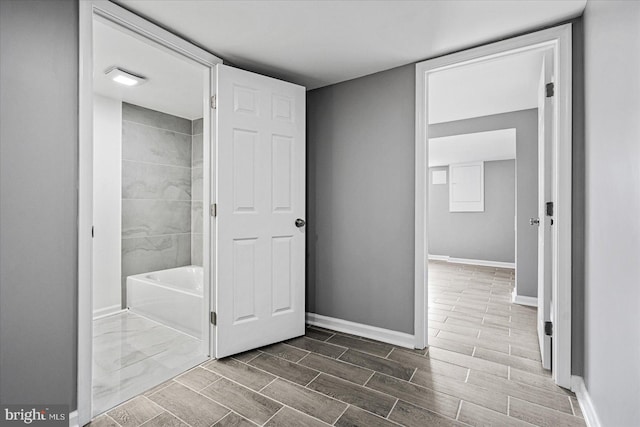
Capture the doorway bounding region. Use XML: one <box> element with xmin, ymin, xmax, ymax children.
<box><xmin>414</xmin><ymin>24</ymin><xmax>573</xmax><ymax>389</ymax></box>
<box><xmin>78</xmin><ymin>2</ymin><xmax>221</xmax><ymax>423</ymax></box>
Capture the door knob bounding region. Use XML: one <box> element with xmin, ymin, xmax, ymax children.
<box><xmin>295</xmin><ymin>218</ymin><xmax>306</xmax><ymax>228</ymax></box>
<box><xmin>530</xmin><ymin>218</ymin><xmax>540</xmax><ymax>226</ymax></box>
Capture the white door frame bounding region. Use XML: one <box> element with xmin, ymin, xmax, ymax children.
<box><xmin>78</xmin><ymin>1</ymin><xmax>222</xmax><ymax>424</ymax></box>
<box><xmin>414</xmin><ymin>24</ymin><xmax>572</xmax><ymax>388</ymax></box>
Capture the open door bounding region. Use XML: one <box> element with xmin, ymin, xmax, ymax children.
<box><xmin>537</xmin><ymin>51</ymin><xmax>554</xmax><ymax>370</ymax></box>
<box><xmin>215</xmin><ymin>64</ymin><xmax>306</xmax><ymax>358</ymax></box>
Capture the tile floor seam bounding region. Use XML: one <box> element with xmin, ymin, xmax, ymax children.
<box><xmin>259</xmin><ymin>405</ymin><xmax>284</xmax><ymax>426</ymax></box>
<box><xmin>331</xmin><ymin>404</ymin><xmax>350</xmax><ymax>425</ymax></box>
<box><xmin>142</xmin><ymin>392</ymin><xmax>208</xmax><ymax>427</ymax></box>
<box><xmin>385</xmin><ymin>399</ymin><xmax>400</xmax><ymax>419</ymax></box>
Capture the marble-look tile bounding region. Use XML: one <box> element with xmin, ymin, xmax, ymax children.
<box><xmin>121</xmin><ymin>234</ymin><xmax>190</xmax><ymax>284</ymax></box>
<box><xmin>122</xmin><ymin>200</ymin><xmax>191</xmax><ymax>238</ymax></box>
<box><xmin>192</xmin><ymin>118</ymin><xmax>203</xmax><ymax>136</ymax></box>
<box><xmin>191</xmin><ymin>167</ymin><xmax>203</xmax><ymax>201</ymax></box>
<box><xmin>191</xmin><ymin>202</ymin><xmax>203</xmax><ymax>234</ymax></box>
<box><xmin>122</xmin><ymin>161</ymin><xmax>191</xmax><ymax>201</ymax></box>
<box><xmin>107</xmin><ymin>396</ymin><xmax>163</xmax><ymax>427</ymax></box>
<box><xmin>261</xmin><ymin>378</ymin><xmax>347</xmax><ymax>424</ymax></box>
<box><xmin>200</xmin><ymin>378</ymin><xmax>282</xmax><ymax>425</ymax></box>
<box><xmin>192</xmin><ymin>133</ymin><xmax>203</xmax><ymax>168</ymax></box>
<box><xmin>92</xmin><ymin>313</ymin><xmax>207</xmax><ymax>416</ymax></box>
<box><xmin>191</xmin><ymin>234</ymin><xmax>203</xmax><ymax>267</ymax></box>
<box><xmin>148</xmin><ymin>383</ymin><xmax>229</xmax><ymax>427</ymax></box>
<box><xmin>122</xmin><ymin>121</ymin><xmax>191</xmax><ymax>167</ymax></box>
<box><xmin>123</xmin><ymin>103</ymin><xmax>191</xmax><ymax>135</ymax></box>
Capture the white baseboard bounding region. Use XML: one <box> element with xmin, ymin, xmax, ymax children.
<box><xmin>93</xmin><ymin>306</ymin><xmax>126</xmax><ymax>320</ymax></box>
<box><xmin>511</xmin><ymin>290</ymin><xmax>538</xmax><ymax>307</ymax></box>
<box><xmin>428</xmin><ymin>254</ymin><xmax>515</xmax><ymax>269</ymax></box>
<box><xmin>68</xmin><ymin>410</ymin><xmax>79</xmax><ymax>427</ymax></box>
<box><xmin>571</xmin><ymin>376</ymin><xmax>602</xmax><ymax>427</ymax></box>
<box><xmin>306</xmin><ymin>313</ymin><xmax>415</xmax><ymax>349</ymax></box>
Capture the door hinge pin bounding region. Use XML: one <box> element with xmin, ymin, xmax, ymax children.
<box><xmin>211</xmin><ymin>311</ymin><xmax>217</xmax><ymax>326</ymax></box>
<box><xmin>211</xmin><ymin>95</ymin><xmax>217</xmax><ymax>109</ymax></box>
<box><xmin>545</xmin><ymin>82</ymin><xmax>554</xmax><ymax>98</ymax></box>
<box><xmin>91</xmin><ymin>226</ymin><xmax>94</xmax><ymax>238</ymax></box>
<box><xmin>210</xmin><ymin>203</ymin><xmax>217</xmax><ymax>217</ymax></box>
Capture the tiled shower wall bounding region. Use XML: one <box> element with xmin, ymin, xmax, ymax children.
<box><xmin>121</xmin><ymin>103</ymin><xmax>203</xmax><ymax>306</ymax></box>
<box><xmin>191</xmin><ymin>118</ymin><xmax>203</xmax><ymax>266</ymax></box>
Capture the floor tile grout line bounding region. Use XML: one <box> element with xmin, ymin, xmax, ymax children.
<box><xmin>385</xmin><ymin>399</ymin><xmax>400</xmax><ymax>420</ymax></box>
<box><xmin>407</xmin><ymin>367</ymin><xmax>418</xmax><ymax>382</ymax></box>
<box><xmin>331</xmin><ymin>404</ymin><xmax>351</xmax><ymax>425</ymax></box>
<box><xmin>142</xmin><ymin>393</ymin><xmax>202</xmax><ymax>427</ymax></box>
<box><xmin>260</xmin><ymin>406</ymin><xmax>285</xmax><ymax>426</ymax></box>
<box><xmin>455</xmin><ymin>399</ymin><xmax>463</xmax><ymax>420</ymax></box>
<box><xmin>304</xmin><ymin>372</ymin><xmax>322</xmax><ymax>387</ymax></box>
<box><xmin>258</xmin><ymin>377</ymin><xmax>279</xmax><ymax>393</ymax></box>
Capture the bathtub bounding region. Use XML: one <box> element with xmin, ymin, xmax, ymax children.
<box><xmin>126</xmin><ymin>266</ymin><xmax>204</xmax><ymax>339</ymax></box>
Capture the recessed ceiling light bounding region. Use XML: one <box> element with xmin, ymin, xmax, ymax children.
<box><xmin>105</xmin><ymin>67</ymin><xmax>147</xmax><ymax>86</ymax></box>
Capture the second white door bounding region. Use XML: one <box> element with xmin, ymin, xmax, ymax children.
<box><xmin>215</xmin><ymin>65</ymin><xmax>306</xmax><ymax>358</ymax></box>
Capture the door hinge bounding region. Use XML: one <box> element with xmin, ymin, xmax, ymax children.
<box><xmin>210</xmin><ymin>203</ymin><xmax>217</xmax><ymax>217</ymax></box>
<box><xmin>546</xmin><ymin>82</ymin><xmax>554</xmax><ymax>98</ymax></box>
<box><xmin>211</xmin><ymin>95</ymin><xmax>217</xmax><ymax>109</ymax></box>
<box><xmin>91</xmin><ymin>226</ymin><xmax>94</xmax><ymax>238</ymax></box>
<box><xmin>544</xmin><ymin>321</ymin><xmax>553</xmax><ymax>336</ymax></box>
<box><xmin>210</xmin><ymin>311</ymin><xmax>217</xmax><ymax>326</ymax></box>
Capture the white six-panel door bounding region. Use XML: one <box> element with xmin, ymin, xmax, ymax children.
<box><xmin>215</xmin><ymin>64</ymin><xmax>306</xmax><ymax>358</ymax></box>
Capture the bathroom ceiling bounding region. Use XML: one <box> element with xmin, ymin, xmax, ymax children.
<box><xmin>93</xmin><ymin>17</ymin><xmax>205</xmax><ymax>120</ymax></box>
<box><xmin>115</xmin><ymin>0</ymin><xmax>585</xmax><ymax>90</ymax></box>
<box><xmin>429</xmin><ymin>129</ymin><xmax>516</xmax><ymax>167</ymax></box>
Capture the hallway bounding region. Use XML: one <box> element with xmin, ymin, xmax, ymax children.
<box><xmin>89</xmin><ymin>262</ymin><xmax>585</xmax><ymax>427</ymax></box>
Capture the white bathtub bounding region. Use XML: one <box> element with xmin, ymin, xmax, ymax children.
<box><xmin>126</xmin><ymin>266</ymin><xmax>204</xmax><ymax>339</ymax></box>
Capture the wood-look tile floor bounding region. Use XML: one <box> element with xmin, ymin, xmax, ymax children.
<box><xmin>89</xmin><ymin>261</ymin><xmax>586</xmax><ymax>427</ymax></box>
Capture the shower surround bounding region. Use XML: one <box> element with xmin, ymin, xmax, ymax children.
<box><xmin>121</xmin><ymin>103</ymin><xmax>203</xmax><ymax>306</ymax></box>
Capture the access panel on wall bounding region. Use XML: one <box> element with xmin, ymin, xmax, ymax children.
<box><xmin>215</xmin><ymin>64</ymin><xmax>306</xmax><ymax>358</ymax></box>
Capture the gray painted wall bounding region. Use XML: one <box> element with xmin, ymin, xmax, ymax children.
<box><xmin>0</xmin><ymin>0</ymin><xmax>78</xmax><ymax>407</ymax></box>
<box><xmin>306</xmin><ymin>64</ymin><xmax>416</xmax><ymax>334</ymax></box>
<box><xmin>429</xmin><ymin>110</ymin><xmax>538</xmax><ymax>297</ymax></box>
<box><xmin>583</xmin><ymin>2</ymin><xmax>640</xmax><ymax>425</ymax></box>
<box><xmin>121</xmin><ymin>104</ymin><xmax>204</xmax><ymax>306</ymax></box>
<box><xmin>429</xmin><ymin>160</ymin><xmax>516</xmax><ymax>263</ymax></box>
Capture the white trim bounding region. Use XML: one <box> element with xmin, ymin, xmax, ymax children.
<box><xmin>68</xmin><ymin>410</ymin><xmax>78</xmax><ymax>427</ymax></box>
<box><xmin>92</xmin><ymin>305</ymin><xmax>123</xmax><ymax>320</ymax></box>
<box><xmin>428</xmin><ymin>254</ymin><xmax>515</xmax><ymax>269</ymax></box>
<box><xmin>78</xmin><ymin>2</ymin><xmax>222</xmax><ymax>424</ymax></box>
<box><xmin>306</xmin><ymin>313</ymin><xmax>415</xmax><ymax>349</ymax></box>
<box><xmin>571</xmin><ymin>376</ymin><xmax>602</xmax><ymax>427</ymax></box>
<box><xmin>415</xmin><ymin>23</ymin><xmax>572</xmax><ymax>389</ymax></box>
<box><xmin>511</xmin><ymin>291</ymin><xmax>538</xmax><ymax>307</ymax></box>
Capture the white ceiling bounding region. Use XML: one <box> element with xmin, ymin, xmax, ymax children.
<box><xmin>428</xmin><ymin>50</ymin><xmax>544</xmax><ymax>124</ymax></box>
<box><xmin>116</xmin><ymin>0</ymin><xmax>585</xmax><ymax>90</ymax></box>
<box><xmin>429</xmin><ymin>129</ymin><xmax>516</xmax><ymax>167</ymax></box>
<box><xmin>93</xmin><ymin>18</ymin><xmax>205</xmax><ymax>119</ymax></box>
